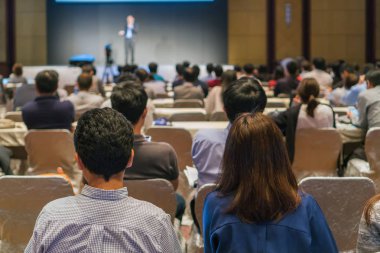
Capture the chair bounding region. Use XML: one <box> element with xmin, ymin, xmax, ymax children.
<box><xmin>0</xmin><ymin>176</ymin><xmax>74</xmax><ymax>252</ymax></box>
<box><xmin>4</xmin><ymin>111</ymin><xmax>23</xmax><ymax>122</ymax></box>
<box><xmin>24</xmin><ymin>130</ymin><xmax>82</xmax><ymax>189</ymax></box>
<box><xmin>292</xmin><ymin>128</ymin><xmax>342</xmax><ymax>181</ymax></box>
<box><xmin>124</xmin><ymin>179</ymin><xmax>177</xmax><ymax>222</ymax></box>
<box><xmin>209</xmin><ymin>111</ymin><xmax>228</xmax><ymax>121</ymax></box>
<box><xmin>146</xmin><ymin>127</ymin><xmax>193</xmax><ymax>170</ymax></box>
<box><xmin>169</xmin><ymin>112</ymin><xmax>207</xmax><ymax>122</ymax></box>
<box><xmin>365</xmin><ymin>127</ymin><xmax>380</xmax><ymax>189</ymax></box>
<box><xmin>173</xmin><ymin>99</ymin><xmax>204</xmax><ymax>108</ymax></box>
<box><xmin>299</xmin><ymin>177</ymin><xmax>376</xmax><ymax>252</ymax></box>
<box><xmin>195</xmin><ymin>184</ymin><xmax>216</xmax><ymax>235</ymax></box>
<box><xmin>266</xmin><ymin>98</ymin><xmax>289</xmax><ymax>108</ymax></box>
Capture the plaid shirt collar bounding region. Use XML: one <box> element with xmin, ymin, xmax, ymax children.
<box><xmin>81</xmin><ymin>185</ymin><xmax>129</xmax><ymax>200</ymax></box>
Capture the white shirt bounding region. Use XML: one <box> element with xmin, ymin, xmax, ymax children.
<box><xmin>297</xmin><ymin>104</ymin><xmax>334</xmax><ymax>129</ymax></box>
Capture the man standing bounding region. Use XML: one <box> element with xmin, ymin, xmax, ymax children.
<box><xmin>25</xmin><ymin>108</ymin><xmax>181</xmax><ymax>252</ymax></box>
<box><xmin>119</xmin><ymin>15</ymin><xmax>137</xmax><ymax>64</ymax></box>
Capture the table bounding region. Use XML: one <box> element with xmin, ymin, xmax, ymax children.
<box><xmin>153</xmin><ymin>108</ymin><xmax>207</xmax><ymax>119</ymax></box>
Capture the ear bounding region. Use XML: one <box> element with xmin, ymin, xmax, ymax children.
<box><xmin>142</xmin><ymin>108</ymin><xmax>148</xmax><ymax>119</ymax></box>
<box><xmin>75</xmin><ymin>153</ymin><xmax>85</xmax><ymax>172</ymax></box>
<box><xmin>126</xmin><ymin>149</ymin><xmax>134</xmax><ymax>169</ymax></box>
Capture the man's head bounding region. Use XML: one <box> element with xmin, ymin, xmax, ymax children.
<box><xmin>12</xmin><ymin>63</ymin><xmax>23</xmax><ymax>76</ymax></box>
<box><xmin>192</xmin><ymin>65</ymin><xmax>201</xmax><ymax>79</ymax></box>
<box><xmin>111</xmin><ymin>82</ymin><xmax>148</xmax><ymax>125</ymax></box>
<box><xmin>135</xmin><ymin>68</ymin><xmax>149</xmax><ymax>82</ymax></box>
<box><xmin>77</xmin><ymin>73</ymin><xmax>93</xmax><ymax>91</ymax></box>
<box><xmin>366</xmin><ymin>70</ymin><xmax>380</xmax><ymax>88</ymax></box>
<box><xmin>214</xmin><ymin>65</ymin><xmax>224</xmax><ymax>78</ymax></box>
<box><xmin>82</xmin><ymin>64</ymin><xmax>95</xmax><ymax>76</ymax></box>
<box><xmin>206</xmin><ymin>63</ymin><xmax>214</xmax><ymax>74</ymax></box>
<box><xmin>35</xmin><ymin>70</ymin><xmax>59</xmax><ymax>95</ymax></box>
<box><xmin>182</xmin><ymin>61</ymin><xmax>191</xmax><ymax>68</ymax></box>
<box><xmin>340</xmin><ymin>64</ymin><xmax>355</xmax><ymax>79</ymax></box>
<box><xmin>223</xmin><ymin>77</ymin><xmax>267</xmax><ymax>123</ymax></box>
<box><xmin>175</xmin><ymin>64</ymin><xmax>184</xmax><ymax>76</ymax></box>
<box><xmin>148</xmin><ymin>62</ymin><xmax>158</xmax><ymax>74</ymax></box>
<box><xmin>313</xmin><ymin>57</ymin><xmax>327</xmax><ymax>71</ymax></box>
<box><xmin>74</xmin><ymin>108</ymin><xmax>134</xmax><ymax>181</ymax></box>
<box><xmin>286</xmin><ymin>61</ymin><xmax>298</xmax><ymax>76</ymax></box>
<box><xmin>243</xmin><ymin>64</ymin><xmax>255</xmax><ymax>75</ymax></box>
<box><xmin>127</xmin><ymin>15</ymin><xmax>135</xmax><ymax>25</ymax></box>
<box><xmin>183</xmin><ymin>68</ymin><xmax>196</xmax><ymax>82</ymax></box>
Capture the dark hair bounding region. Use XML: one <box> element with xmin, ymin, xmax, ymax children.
<box><xmin>182</xmin><ymin>61</ymin><xmax>191</xmax><ymax>68</ymax></box>
<box><xmin>74</xmin><ymin>108</ymin><xmax>134</xmax><ymax>181</ymax></box>
<box><xmin>344</xmin><ymin>74</ymin><xmax>359</xmax><ymax>90</ymax></box>
<box><xmin>273</xmin><ymin>65</ymin><xmax>285</xmax><ymax>80</ymax></box>
<box><xmin>35</xmin><ymin>70</ymin><xmax>59</xmax><ymax>93</ymax></box>
<box><xmin>286</xmin><ymin>61</ymin><xmax>298</xmax><ymax>76</ymax></box>
<box><xmin>234</xmin><ymin>65</ymin><xmax>242</xmax><ymax>72</ymax></box>
<box><xmin>340</xmin><ymin>63</ymin><xmax>355</xmax><ymax>74</ymax></box>
<box><xmin>111</xmin><ymin>82</ymin><xmax>148</xmax><ymax>125</ymax></box>
<box><xmin>366</xmin><ymin>70</ymin><xmax>380</xmax><ymax>87</ymax></box>
<box><xmin>297</xmin><ymin>78</ymin><xmax>320</xmax><ymax>117</ymax></box>
<box><xmin>175</xmin><ymin>64</ymin><xmax>184</xmax><ymax>76</ymax></box>
<box><xmin>217</xmin><ymin>113</ymin><xmax>300</xmax><ymax>223</ymax></box>
<box><xmin>313</xmin><ymin>57</ymin><xmax>327</xmax><ymax>71</ymax></box>
<box><xmin>243</xmin><ymin>64</ymin><xmax>255</xmax><ymax>75</ymax></box>
<box><xmin>301</xmin><ymin>60</ymin><xmax>312</xmax><ymax>72</ymax></box>
<box><xmin>77</xmin><ymin>73</ymin><xmax>93</xmax><ymax>90</ymax></box>
<box><xmin>13</xmin><ymin>63</ymin><xmax>23</xmax><ymax>76</ymax></box>
<box><xmin>116</xmin><ymin>73</ymin><xmax>140</xmax><ymax>84</ymax></box>
<box><xmin>206</xmin><ymin>63</ymin><xmax>214</xmax><ymax>74</ymax></box>
<box><xmin>148</xmin><ymin>62</ymin><xmax>158</xmax><ymax>73</ymax></box>
<box><xmin>362</xmin><ymin>63</ymin><xmax>375</xmax><ymax>75</ymax></box>
<box><xmin>82</xmin><ymin>64</ymin><xmax>95</xmax><ymax>75</ymax></box>
<box><xmin>183</xmin><ymin>68</ymin><xmax>195</xmax><ymax>82</ymax></box>
<box><xmin>192</xmin><ymin>65</ymin><xmax>201</xmax><ymax>78</ymax></box>
<box><xmin>222</xmin><ymin>77</ymin><xmax>267</xmax><ymax>122</ymax></box>
<box><xmin>221</xmin><ymin>70</ymin><xmax>237</xmax><ymax>91</ymax></box>
<box><xmin>214</xmin><ymin>65</ymin><xmax>224</xmax><ymax>77</ymax></box>
<box><xmin>135</xmin><ymin>68</ymin><xmax>149</xmax><ymax>82</ymax></box>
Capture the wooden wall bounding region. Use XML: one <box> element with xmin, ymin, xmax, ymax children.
<box><xmin>228</xmin><ymin>0</ymin><xmax>267</xmax><ymax>65</ymax></box>
<box><xmin>0</xmin><ymin>0</ymin><xmax>6</xmax><ymax>62</ymax></box>
<box><xmin>15</xmin><ymin>0</ymin><xmax>47</xmax><ymax>65</ymax></box>
<box><xmin>377</xmin><ymin>0</ymin><xmax>380</xmax><ymax>60</ymax></box>
<box><xmin>310</xmin><ymin>0</ymin><xmax>366</xmax><ymax>64</ymax></box>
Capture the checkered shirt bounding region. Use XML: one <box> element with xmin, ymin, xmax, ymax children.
<box><xmin>24</xmin><ymin>185</ymin><xmax>181</xmax><ymax>253</ymax></box>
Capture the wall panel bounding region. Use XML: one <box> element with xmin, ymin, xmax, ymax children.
<box><xmin>0</xmin><ymin>0</ymin><xmax>6</xmax><ymax>62</ymax></box>
<box><xmin>376</xmin><ymin>0</ymin><xmax>380</xmax><ymax>60</ymax></box>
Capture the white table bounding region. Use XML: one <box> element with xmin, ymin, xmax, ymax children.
<box><xmin>153</xmin><ymin>108</ymin><xmax>207</xmax><ymax>119</ymax></box>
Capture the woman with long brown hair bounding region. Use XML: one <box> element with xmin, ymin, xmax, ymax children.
<box><xmin>202</xmin><ymin>113</ymin><xmax>337</xmax><ymax>253</ymax></box>
<box><xmin>357</xmin><ymin>195</ymin><xmax>380</xmax><ymax>252</ymax></box>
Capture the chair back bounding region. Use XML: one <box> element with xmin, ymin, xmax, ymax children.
<box><xmin>4</xmin><ymin>111</ymin><xmax>23</xmax><ymax>122</ymax></box>
<box><xmin>195</xmin><ymin>184</ymin><xmax>216</xmax><ymax>235</ymax></box>
<box><xmin>146</xmin><ymin>127</ymin><xmax>192</xmax><ymax>170</ymax></box>
<box><xmin>266</xmin><ymin>98</ymin><xmax>289</xmax><ymax>108</ymax></box>
<box><xmin>292</xmin><ymin>128</ymin><xmax>342</xmax><ymax>181</ymax></box>
<box><xmin>209</xmin><ymin>111</ymin><xmax>228</xmax><ymax>121</ymax></box>
<box><xmin>365</xmin><ymin>127</ymin><xmax>380</xmax><ymax>188</ymax></box>
<box><xmin>0</xmin><ymin>176</ymin><xmax>74</xmax><ymax>252</ymax></box>
<box><xmin>173</xmin><ymin>99</ymin><xmax>204</xmax><ymax>108</ymax></box>
<box><xmin>24</xmin><ymin>130</ymin><xmax>81</xmax><ymax>184</ymax></box>
<box><xmin>125</xmin><ymin>179</ymin><xmax>177</xmax><ymax>222</ymax></box>
<box><xmin>299</xmin><ymin>177</ymin><xmax>375</xmax><ymax>252</ymax></box>
<box><xmin>169</xmin><ymin>112</ymin><xmax>207</xmax><ymax>122</ymax></box>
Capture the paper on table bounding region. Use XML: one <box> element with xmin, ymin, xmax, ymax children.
<box><xmin>184</xmin><ymin>166</ymin><xmax>198</xmax><ymax>188</ymax></box>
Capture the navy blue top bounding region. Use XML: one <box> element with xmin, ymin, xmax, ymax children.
<box><xmin>203</xmin><ymin>191</ymin><xmax>338</xmax><ymax>253</ymax></box>
<box><xmin>22</xmin><ymin>96</ymin><xmax>74</xmax><ymax>130</ymax></box>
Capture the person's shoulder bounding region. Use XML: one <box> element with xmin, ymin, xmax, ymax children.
<box><xmin>38</xmin><ymin>195</ymin><xmax>78</xmax><ymax>220</ymax></box>
<box><xmin>141</xmin><ymin>140</ymin><xmax>176</xmax><ymax>154</ymax></box>
<box><xmin>22</xmin><ymin>100</ymin><xmax>37</xmax><ymax>112</ymax></box>
<box><xmin>127</xmin><ymin>196</ymin><xmax>170</xmax><ymax>221</ymax></box>
<box><xmin>194</xmin><ymin>128</ymin><xmax>227</xmax><ymax>141</ymax></box>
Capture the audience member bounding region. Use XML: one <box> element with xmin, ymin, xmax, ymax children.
<box><xmin>148</xmin><ymin>62</ymin><xmax>165</xmax><ymax>81</ymax></box>
<box><xmin>302</xmin><ymin>57</ymin><xmax>333</xmax><ymax>94</ymax></box>
<box><xmin>271</xmin><ymin>78</ymin><xmax>335</xmax><ymax>162</ymax></box>
<box><xmin>111</xmin><ymin>84</ymin><xmax>185</xmax><ymax>221</ymax></box>
<box><xmin>256</xmin><ymin>64</ymin><xmax>270</xmax><ymax>81</ymax></box>
<box><xmin>233</xmin><ymin>64</ymin><xmax>244</xmax><ymax>79</ymax></box>
<box><xmin>81</xmin><ymin>64</ymin><xmax>105</xmax><ymax>97</ymax></box>
<box><xmin>22</xmin><ymin>70</ymin><xmax>74</xmax><ymax>130</ymax></box>
<box><xmin>300</xmin><ymin>60</ymin><xmax>312</xmax><ymax>76</ymax></box>
<box><xmin>192</xmin><ymin>65</ymin><xmax>209</xmax><ymax>97</ymax></box>
<box><xmin>203</xmin><ymin>113</ymin><xmax>337</xmax><ymax>253</ymax></box>
<box><xmin>135</xmin><ymin>68</ymin><xmax>166</xmax><ymax>97</ymax></box>
<box><xmin>268</xmin><ymin>65</ymin><xmax>285</xmax><ymax>90</ymax></box>
<box><xmin>67</xmin><ymin>73</ymin><xmax>104</xmax><ymax>115</ymax></box>
<box><xmin>357</xmin><ymin>194</ymin><xmax>380</xmax><ymax>252</ymax></box>
<box><xmin>202</xmin><ymin>63</ymin><xmax>214</xmax><ymax>83</ymax></box>
<box><xmin>274</xmin><ymin>60</ymin><xmax>300</xmax><ymax>97</ymax></box>
<box><xmin>205</xmin><ymin>70</ymin><xmax>237</xmax><ymax>115</ymax></box>
<box><xmin>174</xmin><ymin>68</ymin><xmax>204</xmax><ymax>100</ymax></box>
<box><xmin>173</xmin><ymin>63</ymin><xmax>184</xmax><ymax>85</ymax></box>
<box><xmin>242</xmin><ymin>63</ymin><xmax>255</xmax><ymax>78</ymax></box>
<box><xmin>8</xmin><ymin>63</ymin><xmax>27</xmax><ymax>84</ymax></box>
<box><xmin>193</xmin><ymin>77</ymin><xmax>267</xmax><ymax>188</ymax></box>
<box><xmin>25</xmin><ymin>108</ymin><xmax>181</xmax><ymax>252</ymax></box>
<box><xmin>328</xmin><ymin>72</ymin><xmax>358</xmax><ymax>106</ymax></box>
<box><xmin>207</xmin><ymin>65</ymin><xmax>223</xmax><ymax>88</ymax></box>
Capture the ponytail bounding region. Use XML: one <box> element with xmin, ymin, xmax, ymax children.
<box><xmin>306</xmin><ymin>98</ymin><xmax>319</xmax><ymax>118</ymax></box>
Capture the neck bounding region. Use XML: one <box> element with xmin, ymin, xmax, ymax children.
<box><xmin>87</xmin><ymin>176</ymin><xmax>124</xmax><ymax>190</ymax></box>
<box><xmin>38</xmin><ymin>92</ymin><xmax>55</xmax><ymax>97</ymax></box>
<box><xmin>133</xmin><ymin>124</ymin><xmax>143</xmax><ymax>135</ymax></box>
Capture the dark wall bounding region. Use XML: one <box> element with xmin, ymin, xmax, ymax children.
<box><xmin>47</xmin><ymin>0</ymin><xmax>227</xmax><ymax>65</ymax></box>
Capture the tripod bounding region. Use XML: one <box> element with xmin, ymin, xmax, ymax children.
<box><xmin>102</xmin><ymin>44</ymin><xmax>115</xmax><ymax>83</ymax></box>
